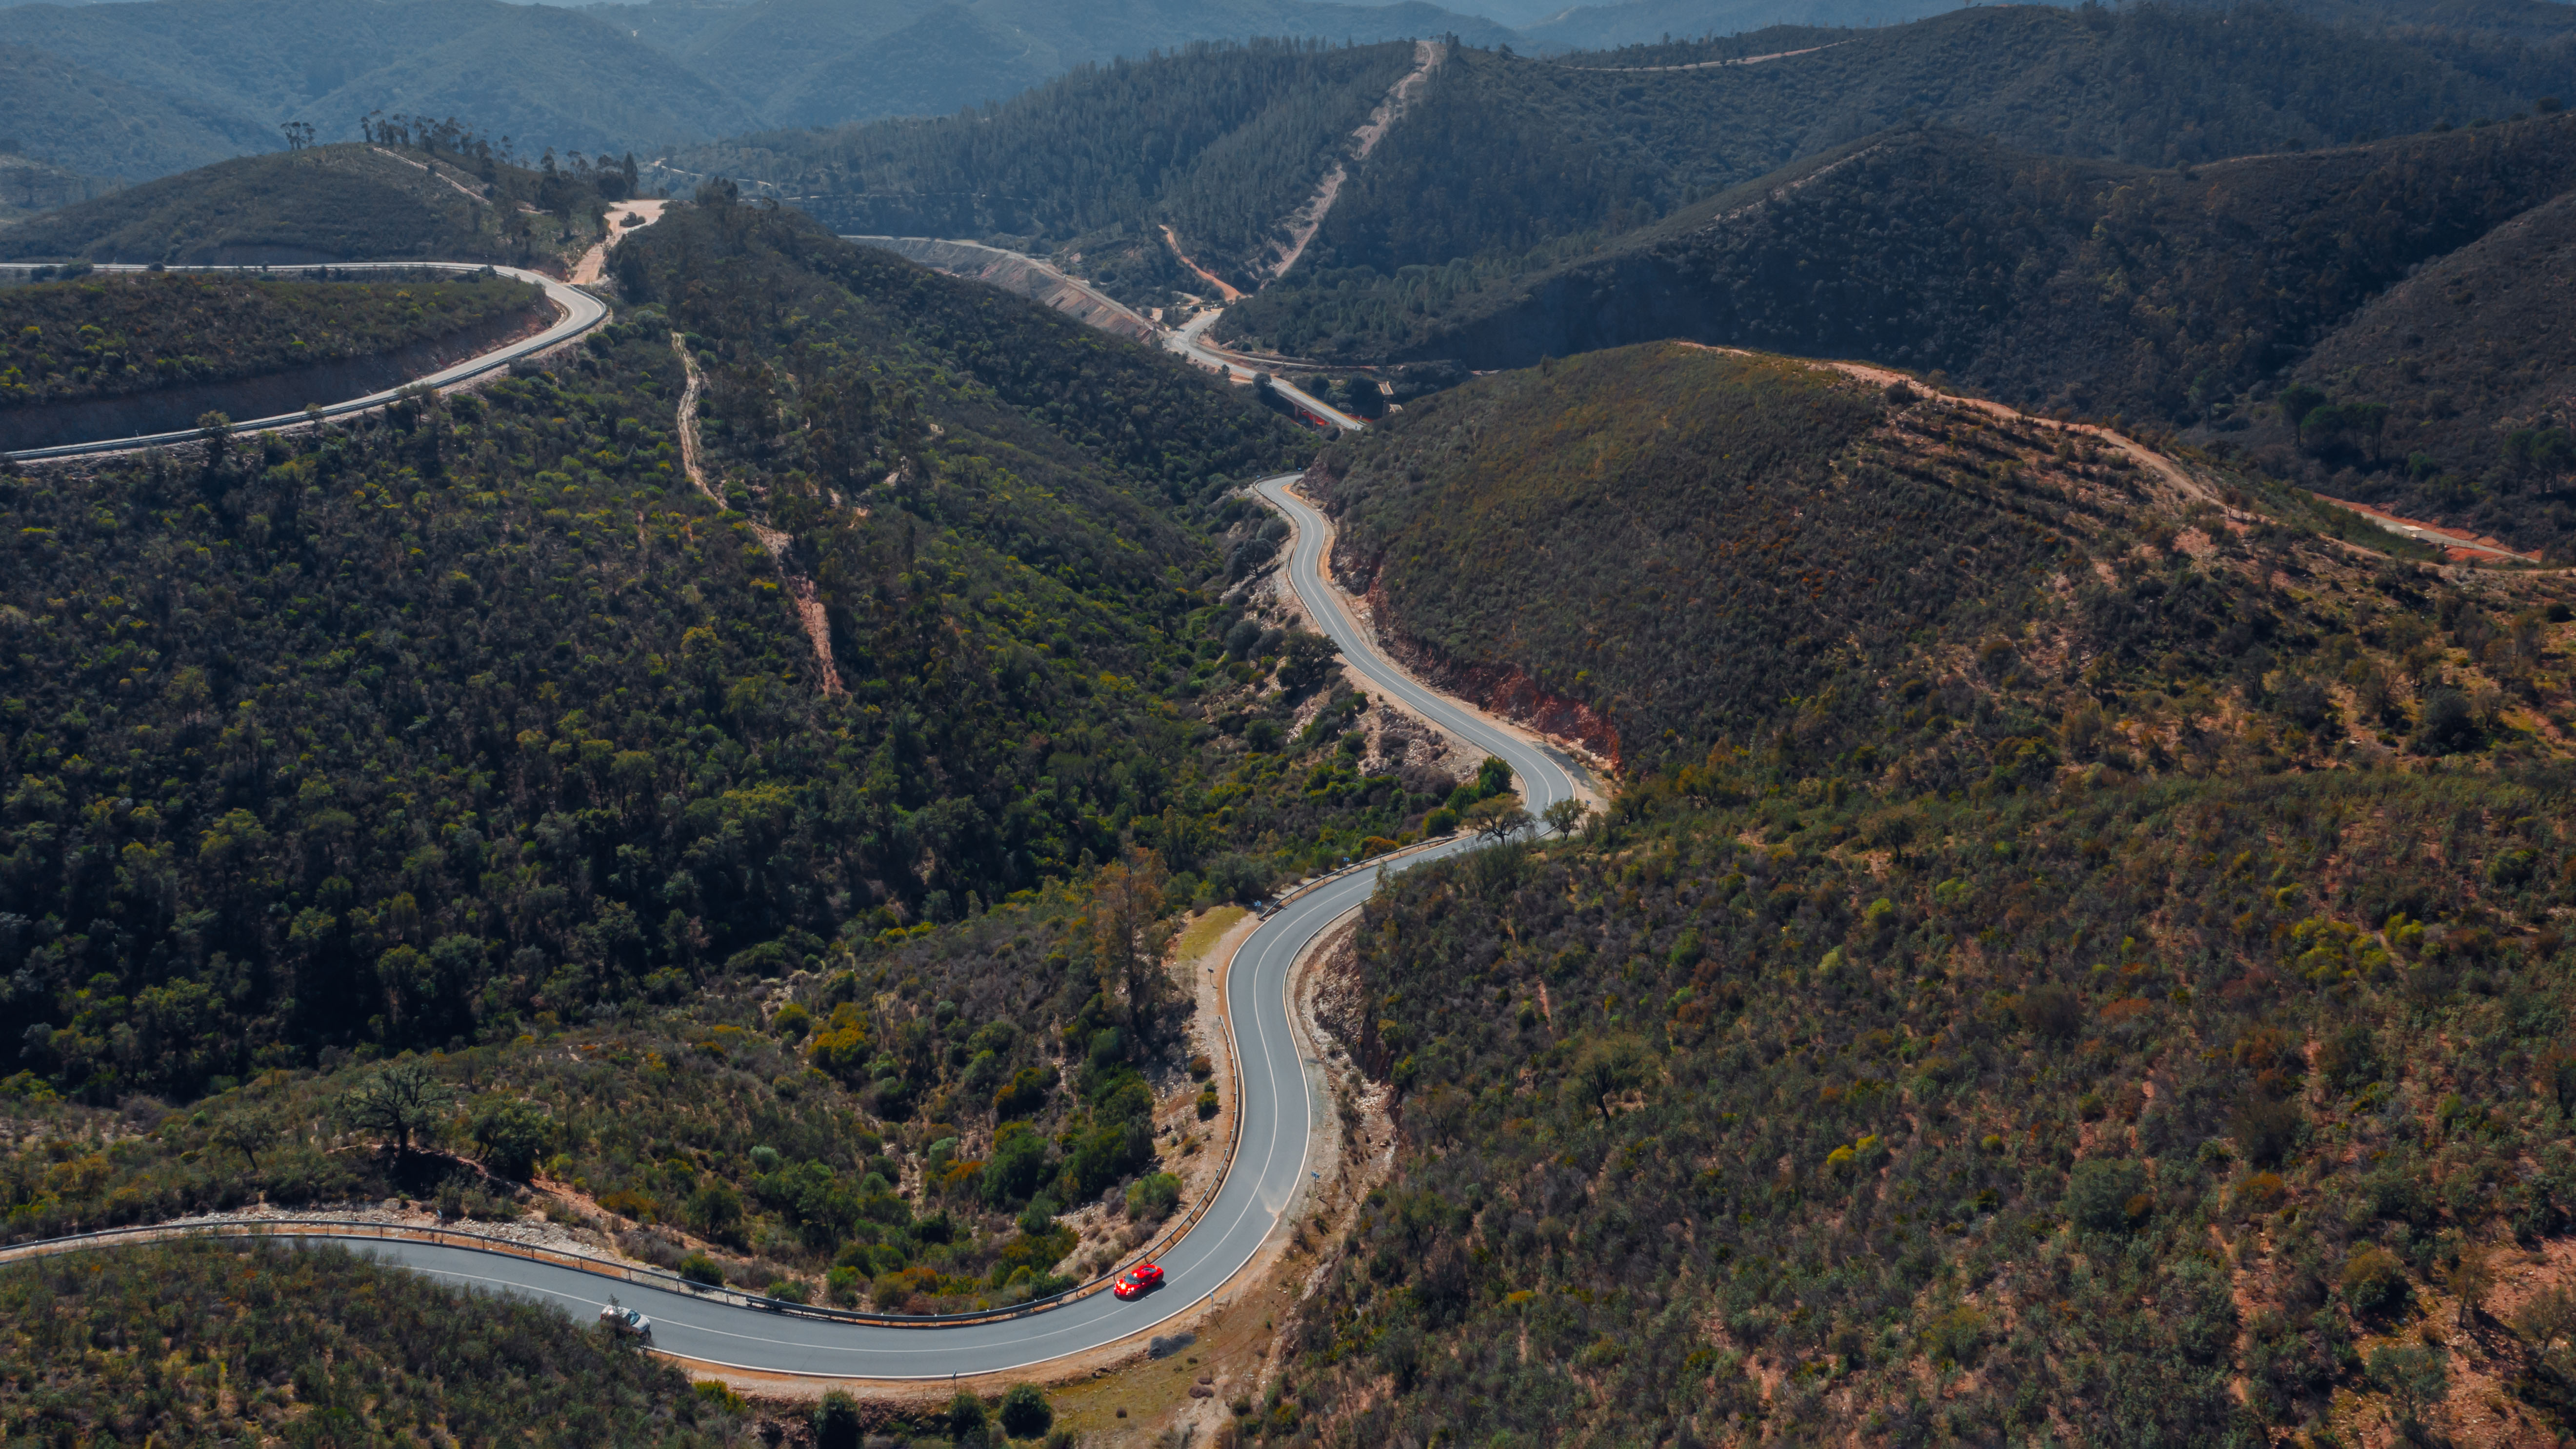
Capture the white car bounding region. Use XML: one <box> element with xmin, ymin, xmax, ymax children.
<box><xmin>599</xmin><ymin>1305</ymin><xmax>652</xmax><ymax>1340</ymax></box>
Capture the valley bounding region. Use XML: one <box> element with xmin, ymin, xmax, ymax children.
<box><xmin>3</xmin><ymin>3</ymin><xmax>2576</xmax><ymax>1445</ymax></box>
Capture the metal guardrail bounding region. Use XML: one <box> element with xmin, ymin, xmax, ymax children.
<box><xmin>0</xmin><ymin>1199</ymin><xmax>1227</xmax><ymax>1330</ymax></box>
<box><xmin>0</xmin><ymin>261</ymin><xmax>607</xmax><ymax>462</ymax></box>
<box><xmin>0</xmin><ymin>922</ymin><xmax>1261</xmax><ymax>1332</ymax></box>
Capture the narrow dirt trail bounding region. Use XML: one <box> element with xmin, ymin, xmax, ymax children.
<box><xmin>1690</xmin><ymin>343</ymin><xmax>2573</xmax><ymax>576</ymax></box>
<box><xmin>668</xmin><ymin>333</ymin><xmax>845</xmax><ymax>695</ymax></box>
<box><xmin>1551</xmin><ymin>41</ymin><xmax>1847</xmax><ymax>74</ymax></box>
<box><xmin>572</xmin><ymin>199</ymin><xmax>668</xmax><ymax>286</ymax></box>
<box><xmin>1262</xmin><ymin>39</ymin><xmax>1445</xmax><ymax>283</ymax></box>
<box><xmin>1159</xmin><ymin>225</ymin><xmax>1243</xmax><ymax>302</ymax></box>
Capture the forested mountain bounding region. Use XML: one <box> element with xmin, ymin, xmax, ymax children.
<box><xmin>670</xmin><ymin>0</ymin><xmax>1513</xmax><ymax>131</ymax></box>
<box><xmin>1324</xmin><ymin>114</ymin><xmax>2576</xmax><ymax>555</ymax></box>
<box><xmin>0</xmin><ymin>0</ymin><xmax>755</xmax><ymax>172</ymax></box>
<box><xmin>1217</xmin><ymin>3</ymin><xmax>2576</xmax><ymax>357</ymax></box>
<box><xmin>0</xmin><ymin>0</ymin><xmax>1506</xmax><ymax>193</ymax></box>
<box><xmin>0</xmin><ymin>141</ymin><xmax>630</xmax><ymax>270</ymax></box>
<box><xmin>663</xmin><ymin>39</ymin><xmax>1422</xmax><ymax>299</ymax></box>
<box><xmin>0</xmin><ymin>194</ymin><xmax>1507</xmax><ymax>1359</ymax></box>
<box><xmin>0</xmin><ymin>270</ymin><xmax>544</xmax><ymax>412</ymax></box>
<box><xmin>1277</xmin><ymin>340</ymin><xmax>2576</xmax><ymax>1446</ymax></box>
<box><xmin>0</xmin><ymin>193</ymin><xmax>1517</xmax><ymax>1113</ymax></box>
<box><xmin>2265</xmin><ymin>189</ymin><xmax>2576</xmax><ymax>553</ymax></box>
<box><xmin>0</xmin><ymin>44</ymin><xmax>278</xmax><ymax>186</ymax></box>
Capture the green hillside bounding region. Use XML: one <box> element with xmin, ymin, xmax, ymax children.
<box><xmin>1353</xmin><ymin>116</ymin><xmax>2576</xmax><ymax>554</ymax></box>
<box><xmin>1278</xmin><ymin>341</ymin><xmax>2576</xmax><ymax>1447</ymax></box>
<box><xmin>2270</xmin><ymin>187</ymin><xmax>2576</xmax><ymax>554</ymax></box>
<box><xmin>663</xmin><ymin>39</ymin><xmax>1421</xmax><ymax>298</ymax></box>
<box><xmin>1309</xmin><ymin>341</ymin><xmax>2550</xmax><ymax>773</ymax></box>
<box><xmin>0</xmin><ymin>0</ymin><xmax>756</xmax><ymax>163</ymax></box>
<box><xmin>1218</xmin><ymin>4</ymin><xmax>2576</xmax><ymax>355</ymax></box>
<box><xmin>0</xmin><ymin>44</ymin><xmax>278</xmax><ymax>185</ymax></box>
<box><xmin>0</xmin><ymin>271</ymin><xmax>544</xmax><ymax>410</ymax></box>
<box><xmin>0</xmin><ymin>197</ymin><xmax>1537</xmax><ymax>1330</ymax></box>
<box><xmin>0</xmin><ymin>195</ymin><xmax>1515</xmax><ymax>1127</ymax></box>
<box><xmin>0</xmin><ymin>142</ymin><xmax>620</xmax><ymax>269</ymax></box>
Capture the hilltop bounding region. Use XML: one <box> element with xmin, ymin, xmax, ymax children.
<box><xmin>1313</xmin><ymin>341</ymin><xmax>2576</xmax><ymax>773</ymax></box>
<box><xmin>0</xmin><ymin>0</ymin><xmax>1510</xmax><ymax>193</ymax></box>
<box><xmin>0</xmin><ymin>141</ymin><xmax>627</xmax><ymax>270</ymax></box>
<box><xmin>1277</xmin><ymin>340</ymin><xmax>2576</xmax><ymax>1447</ymax></box>
<box><xmin>0</xmin><ymin>0</ymin><xmax>754</xmax><ymax>176</ymax></box>
<box><xmin>1218</xmin><ymin>5</ymin><xmax>2576</xmax><ymax>359</ymax></box>
<box><xmin>1335</xmin><ymin>115</ymin><xmax>2576</xmax><ymax>555</ymax></box>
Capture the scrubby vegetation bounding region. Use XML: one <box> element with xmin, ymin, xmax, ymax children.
<box><xmin>0</xmin><ymin>194</ymin><xmax>1544</xmax><ymax>1324</ymax></box>
<box><xmin>0</xmin><ymin>196</ymin><xmax>1519</xmax><ymax>1117</ymax></box>
<box><xmin>2268</xmin><ymin>187</ymin><xmax>2576</xmax><ymax>553</ymax></box>
<box><xmin>1269</xmin><ymin>343</ymin><xmax>2576</xmax><ymax>1447</ymax></box>
<box><xmin>0</xmin><ymin>1239</ymin><xmax>736</xmax><ymax>1444</ymax></box>
<box><xmin>0</xmin><ymin>270</ymin><xmax>543</xmax><ymax>409</ymax></box>
<box><xmin>0</xmin><ymin>889</ymin><xmax>1194</xmax><ymax>1313</ymax></box>
<box><xmin>1284</xmin><ymin>757</ymin><xmax>2576</xmax><ymax>1446</ymax></box>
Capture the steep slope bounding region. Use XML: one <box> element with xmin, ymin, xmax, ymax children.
<box><xmin>665</xmin><ymin>39</ymin><xmax>1422</xmax><ymax>292</ymax></box>
<box><xmin>1312</xmin><ymin>340</ymin><xmax>2490</xmax><ymax>774</ymax></box>
<box><xmin>2264</xmin><ymin>188</ymin><xmax>2576</xmax><ymax>553</ymax></box>
<box><xmin>0</xmin><ymin>193</ymin><xmax>1407</xmax><ymax>1107</ymax></box>
<box><xmin>1367</xmin><ymin>116</ymin><xmax>2576</xmax><ymax>552</ymax></box>
<box><xmin>0</xmin><ymin>143</ymin><xmax>619</xmax><ymax>269</ymax></box>
<box><xmin>0</xmin><ymin>199</ymin><xmax>1459</xmax><ymax>1337</ymax></box>
<box><xmin>1276</xmin><ymin>340</ymin><xmax>2576</xmax><ymax>1448</ymax></box>
<box><xmin>1218</xmin><ymin>4</ymin><xmax>2576</xmax><ymax>357</ymax></box>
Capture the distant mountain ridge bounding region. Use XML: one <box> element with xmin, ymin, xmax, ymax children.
<box><xmin>0</xmin><ymin>0</ymin><xmax>1515</xmax><ymax>185</ymax></box>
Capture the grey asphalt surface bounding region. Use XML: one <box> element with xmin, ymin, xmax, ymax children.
<box><xmin>1</xmin><ymin>261</ymin><xmax>606</xmax><ymax>461</ymax></box>
<box><xmin>1254</xmin><ymin>474</ymin><xmax>1593</xmax><ymax>813</ymax></box>
<box><xmin>8</xmin><ymin>469</ymin><xmax>1585</xmax><ymax>1380</ymax></box>
<box><xmin>1166</xmin><ymin>313</ymin><xmax>1364</xmax><ymax>431</ymax></box>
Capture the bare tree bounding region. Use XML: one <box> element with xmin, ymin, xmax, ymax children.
<box><xmin>211</xmin><ymin>1112</ymin><xmax>280</xmax><ymax>1171</ymax></box>
<box><xmin>341</xmin><ymin>1060</ymin><xmax>451</xmax><ymax>1156</ymax></box>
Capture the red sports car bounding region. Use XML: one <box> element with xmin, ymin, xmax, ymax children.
<box><xmin>1112</xmin><ymin>1262</ymin><xmax>1164</xmax><ymax>1300</ymax></box>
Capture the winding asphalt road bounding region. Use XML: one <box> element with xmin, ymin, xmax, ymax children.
<box><xmin>1</xmin><ymin>261</ymin><xmax>606</xmax><ymax>461</ymax></box>
<box><xmin>1</xmin><ymin>482</ymin><xmax>1582</xmax><ymax>1379</ymax></box>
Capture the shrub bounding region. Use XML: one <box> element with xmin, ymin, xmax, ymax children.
<box><xmin>998</xmin><ymin>1382</ymin><xmax>1054</xmax><ymax>1439</ymax></box>
<box><xmin>677</xmin><ymin>1251</ymin><xmax>724</xmax><ymax>1287</ymax></box>
<box><xmin>1198</xmin><ymin>1085</ymin><xmax>1221</xmax><ymax>1119</ymax></box>
<box><xmin>815</xmin><ymin>1389</ymin><xmax>863</xmax><ymax>1449</ymax></box>
<box><xmin>468</xmin><ymin>1097</ymin><xmax>553</xmax><ymax>1179</ymax></box>
<box><xmin>2341</xmin><ymin>1246</ymin><xmax>2411</xmax><ymax>1316</ymax></box>
<box><xmin>2234</xmin><ymin>1172</ymin><xmax>2287</xmax><ymax>1213</ymax></box>
<box><xmin>1923</xmin><ymin>1305</ymin><xmax>1987</xmax><ymax>1368</ymax></box>
<box><xmin>1424</xmin><ymin>806</ymin><xmax>1460</xmax><ymax>836</ymax></box>
<box><xmin>1126</xmin><ymin>1171</ymin><xmax>1183</xmax><ymax>1222</ymax></box>
<box><xmin>2230</xmin><ymin>1095</ymin><xmax>2304</xmax><ymax>1167</ymax></box>
<box><xmin>2016</xmin><ymin>984</ymin><xmax>2082</xmax><ymax>1041</ymax></box>
<box><xmin>2065</xmin><ymin>1159</ymin><xmax>2150</xmax><ymax>1233</ymax></box>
